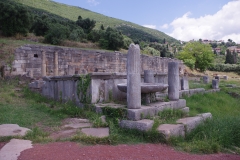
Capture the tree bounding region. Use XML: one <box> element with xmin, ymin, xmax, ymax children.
<box><xmin>99</xmin><ymin>27</ymin><xmax>124</xmax><ymax>50</ymax></box>
<box><xmin>76</xmin><ymin>16</ymin><xmax>96</xmax><ymax>33</ymax></box>
<box><xmin>178</xmin><ymin>42</ymin><xmax>214</xmax><ymax>72</ymax></box>
<box><xmin>0</xmin><ymin>1</ymin><xmax>32</xmax><ymax>36</ymax></box>
<box><xmin>225</xmin><ymin>49</ymin><xmax>238</xmax><ymax>64</ymax></box>
<box><xmin>31</xmin><ymin>15</ymin><xmax>50</xmax><ymax>36</ymax></box>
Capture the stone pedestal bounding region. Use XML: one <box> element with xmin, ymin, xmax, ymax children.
<box><xmin>203</xmin><ymin>76</ymin><xmax>209</xmax><ymax>83</ymax></box>
<box><xmin>168</xmin><ymin>62</ymin><xmax>179</xmax><ymax>101</ymax></box>
<box><xmin>143</xmin><ymin>70</ymin><xmax>155</xmax><ymax>104</ymax></box>
<box><xmin>223</xmin><ymin>75</ymin><xmax>228</xmax><ymax>80</ymax></box>
<box><xmin>127</xmin><ymin>44</ymin><xmax>141</xmax><ymax>109</ymax></box>
<box><xmin>212</xmin><ymin>79</ymin><xmax>219</xmax><ymax>89</ymax></box>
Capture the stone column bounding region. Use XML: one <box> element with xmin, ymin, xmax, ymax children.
<box><xmin>127</xmin><ymin>44</ymin><xmax>141</xmax><ymax>109</ymax></box>
<box><xmin>143</xmin><ymin>70</ymin><xmax>155</xmax><ymax>104</ymax></box>
<box><xmin>54</xmin><ymin>51</ymin><xmax>59</xmax><ymax>76</ymax></box>
<box><xmin>144</xmin><ymin>70</ymin><xmax>154</xmax><ymax>83</ymax></box>
<box><xmin>41</xmin><ymin>51</ymin><xmax>46</xmax><ymax>77</ymax></box>
<box><xmin>203</xmin><ymin>76</ymin><xmax>209</xmax><ymax>83</ymax></box>
<box><xmin>168</xmin><ymin>62</ymin><xmax>179</xmax><ymax>101</ymax></box>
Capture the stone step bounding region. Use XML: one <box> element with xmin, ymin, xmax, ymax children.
<box><xmin>158</xmin><ymin>113</ymin><xmax>212</xmax><ymax>139</ymax></box>
<box><xmin>120</xmin><ymin>119</ymin><xmax>154</xmax><ymax>131</ymax></box>
<box><xmin>127</xmin><ymin>99</ymin><xmax>186</xmax><ymax>121</ymax></box>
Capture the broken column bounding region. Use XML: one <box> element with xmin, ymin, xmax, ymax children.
<box><xmin>203</xmin><ymin>76</ymin><xmax>209</xmax><ymax>84</ymax></box>
<box><xmin>127</xmin><ymin>44</ymin><xmax>141</xmax><ymax>109</ymax></box>
<box><xmin>41</xmin><ymin>51</ymin><xmax>46</xmax><ymax>77</ymax></box>
<box><xmin>212</xmin><ymin>79</ymin><xmax>219</xmax><ymax>89</ymax></box>
<box><xmin>168</xmin><ymin>62</ymin><xmax>179</xmax><ymax>100</ymax></box>
<box><xmin>181</xmin><ymin>76</ymin><xmax>189</xmax><ymax>90</ymax></box>
<box><xmin>54</xmin><ymin>51</ymin><xmax>58</xmax><ymax>76</ymax></box>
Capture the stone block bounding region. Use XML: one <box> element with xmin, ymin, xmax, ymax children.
<box><xmin>223</xmin><ymin>75</ymin><xmax>228</xmax><ymax>80</ymax></box>
<box><xmin>176</xmin><ymin>116</ymin><xmax>203</xmax><ymax>132</ymax></box>
<box><xmin>179</xmin><ymin>107</ymin><xmax>189</xmax><ymax>113</ymax></box>
<box><xmin>179</xmin><ymin>90</ymin><xmax>189</xmax><ymax>98</ymax></box>
<box><xmin>176</xmin><ymin>99</ymin><xmax>186</xmax><ymax>109</ymax></box>
<box><xmin>152</xmin><ymin>102</ymin><xmax>172</xmax><ymax>114</ymax></box>
<box><xmin>203</xmin><ymin>76</ymin><xmax>209</xmax><ymax>83</ymax></box>
<box><xmin>91</xmin><ymin>79</ymin><xmax>105</xmax><ymax>103</ymax></box>
<box><xmin>157</xmin><ymin>124</ymin><xmax>185</xmax><ymax>139</ymax></box>
<box><xmin>197</xmin><ymin>113</ymin><xmax>212</xmax><ymax>121</ymax></box>
<box><xmin>81</xmin><ymin>128</ymin><xmax>109</xmax><ymax>138</ymax></box>
<box><xmin>120</xmin><ymin>119</ymin><xmax>154</xmax><ymax>131</ymax></box>
<box><xmin>127</xmin><ymin>106</ymin><xmax>156</xmax><ymax>121</ymax></box>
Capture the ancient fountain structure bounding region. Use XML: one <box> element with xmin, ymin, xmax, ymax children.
<box><xmin>23</xmin><ymin>43</ymin><xmax>216</xmax><ymax>139</ymax></box>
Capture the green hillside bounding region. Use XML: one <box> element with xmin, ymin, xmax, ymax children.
<box><xmin>15</xmin><ymin>0</ymin><xmax>178</xmax><ymax>43</ymax></box>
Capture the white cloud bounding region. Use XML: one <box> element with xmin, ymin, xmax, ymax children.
<box><xmin>143</xmin><ymin>25</ymin><xmax>157</xmax><ymax>29</ymax></box>
<box><xmin>168</xmin><ymin>1</ymin><xmax>240</xmax><ymax>43</ymax></box>
<box><xmin>160</xmin><ymin>23</ymin><xmax>169</xmax><ymax>29</ymax></box>
<box><xmin>87</xmin><ymin>0</ymin><xmax>99</xmax><ymax>6</ymax></box>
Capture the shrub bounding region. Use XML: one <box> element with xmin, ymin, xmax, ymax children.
<box><xmin>44</xmin><ymin>23</ymin><xmax>69</xmax><ymax>45</ymax></box>
<box><xmin>208</xmin><ymin>63</ymin><xmax>240</xmax><ymax>73</ymax></box>
<box><xmin>69</xmin><ymin>28</ymin><xmax>86</xmax><ymax>42</ymax></box>
<box><xmin>142</xmin><ymin>46</ymin><xmax>160</xmax><ymax>56</ymax></box>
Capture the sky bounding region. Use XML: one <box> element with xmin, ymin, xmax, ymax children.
<box><xmin>53</xmin><ymin>0</ymin><xmax>240</xmax><ymax>43</ymax></box>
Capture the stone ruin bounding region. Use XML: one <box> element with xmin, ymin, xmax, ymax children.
<box><xmin>8</xmin><ymin>43</ymin><xmax>221</xmax><ymax>139</ymax></box>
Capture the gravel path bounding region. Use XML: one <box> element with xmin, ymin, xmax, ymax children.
<box><xmin>17</xmin><ymin>142</ymin><xmax>240</xmax><ymax>160</ymax></box>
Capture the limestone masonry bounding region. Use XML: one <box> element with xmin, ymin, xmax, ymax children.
<box><xmin>10</xmin><ymin>44</ymin><xmax>183</xmax><ymax>78</ymax></box>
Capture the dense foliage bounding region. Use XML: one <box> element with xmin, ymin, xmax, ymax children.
<box><xmin>178</xmin><ymin>42</ymin><xmax>214</xmax><ymax>72</ymax></box>
<box><xmin>0</xmin><ymin>0</ymin><xmax>32</xmax><ymax>36</ymax></box>
<box><xmin>225</xmin><ymin>49</ymin><xmax>238</xmax><ymax>64</ymax></box>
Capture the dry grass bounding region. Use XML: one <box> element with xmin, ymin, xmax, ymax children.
<box><xmin>185</xmin><ymin>66</ymin><xmax>240</xmax><ymax>80</ymax></box>
<box><xmin>60</xmin><ymin>40</ymin><xmax>100</xmax><ymax>49</ymax></box>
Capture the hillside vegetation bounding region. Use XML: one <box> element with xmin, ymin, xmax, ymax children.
<box><xmin>14</xmin><ymin>0</ymin><xmax>177</xmax><ymax>44</ymax></box>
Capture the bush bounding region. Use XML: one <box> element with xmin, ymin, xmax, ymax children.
<box><xmin>142</xmin><ymin>46</ymin><xmax>160</xmax><ymax>56</ymax></box>
<box><xmin>69</xmin><ymin>28</ymin><xmax>86</xmax><ymax>42</ymax></box>
<box><xmin>208</xmin><ymin>63</ymin><xmax>240</xmax><ymax>72</ymax></box>
<box><xmin>44</xmin><ymin>23</ymin><xmax>69</xmax><ymax>45</ymax></box>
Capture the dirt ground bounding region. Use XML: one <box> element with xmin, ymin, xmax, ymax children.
<box><xmin>17</xmin><ymin>142</ymin><xmax>240</xmax><ymax>160</ymax></box>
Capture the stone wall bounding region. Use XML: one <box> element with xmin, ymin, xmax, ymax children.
<box><xmin>9</xmin><ymin>44</ymin><xmax>184</xmax><ymax>78</ymax></box>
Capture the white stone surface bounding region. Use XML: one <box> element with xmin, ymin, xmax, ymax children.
<box><xmin>81</xmin><ymin>128</ymin><xmax>109</xmax><ymax>138</ymax></box>
<box><xmin>0</xmin><ymin>124</ymin><xmax>31</xmax><ymax>137</ymax></box>
<box><xmin>0</xmin><ymin>139</ymin><xmax>32</xmax><ymax>160</ymax></box>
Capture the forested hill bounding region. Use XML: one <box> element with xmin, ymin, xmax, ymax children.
<box><xmin>14</xmin><ymin>0</ymin><xmax>178</xmax><ymax>44</ymax></box>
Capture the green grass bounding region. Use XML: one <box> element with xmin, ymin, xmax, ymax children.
<box><xmin>171</xmin><ymin>79</ymin><xmax>240</xmax><ymax>154</ymax></box>
<box><xmin>1</xmin><ymin>77</ymin><xmax>240</xmax><ymax>153</ymax></box>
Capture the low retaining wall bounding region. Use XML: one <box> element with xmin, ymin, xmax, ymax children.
<box><xmin>35</xmin><ymin>72</ymin><xmax>168</xmax><ymax>106</ymax></box>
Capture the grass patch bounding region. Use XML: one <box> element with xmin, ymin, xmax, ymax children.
<box><xmin>170</xmin><ymin>79</ymin><xmax>240</xmax><ymax>154</ymax></box>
